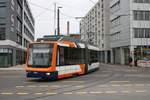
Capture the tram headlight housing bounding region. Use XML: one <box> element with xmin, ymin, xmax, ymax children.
<box><xmin>46</xmin><ymin>73</ymin><xmax>51</xmax><ymax>75</ymax></box>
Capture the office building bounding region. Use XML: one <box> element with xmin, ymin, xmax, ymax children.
<box><xmin>80</xmin><ymin>0</ymin><xmax>111</xmax><ymax>63</ymax></box>
<box><xmin>110</xmin><ymin>0</ymin><xmax>150</xmax><ymax>64</ymax></box>
<box><xmin>0</xmin><ymin>0</ymin><xmax>35</xmax><ymax>67</ymax></box>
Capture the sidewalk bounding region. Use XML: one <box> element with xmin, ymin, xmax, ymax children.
<box><xmin>101</xmin><ymin>63</ymin><xmax>150</xmax><ymax>70</ymax></box>
<box><xmin>0</xmin><ymin>64</ymin><xmax>25</xmax><ymax>71</ymax></box>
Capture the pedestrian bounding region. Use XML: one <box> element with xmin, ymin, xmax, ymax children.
<box><xmin>134</xmin><ymin>57</ymin><xmax>139</xmax><ymax>67</ymax></box>
<box><xmin>128</xmin><ymin>56</ymin><xmax>133</xmax><ymax>67</ymax></box>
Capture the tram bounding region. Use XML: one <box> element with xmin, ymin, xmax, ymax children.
<box><xmin>25</xmin><ymin>36</ymin><xmax>100</xmax><ymax>80</ymax></box>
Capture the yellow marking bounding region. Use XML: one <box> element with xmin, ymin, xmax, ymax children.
<box><xmin>121</xmin><ymin>91</ymin><xmax>131</xmax><ymax>93</ymax></box>
<box><xmin>76</xmin><ymin>92</ymin><xmax>87</xmax><ymax>94</ymax></box>
<box><xmin>62</xmin><ymin>81</ymin><xmax>85</xmax><ymax>83</ymax></box>
<box><xmin>16</xmin><ymin>93</ymin><xmax>29</xmax><ymax>95</ymax></box>
<box><xmin>105</xmin><ymin>91</ymin><xmax>118</xmax><ymax>94</ymax></box>
<box><xmin>89</xmin><ymin>91</ymin><xmax>103</xmax><ymax>94</ymax></box>
<box><xmin>46</xmin><ymin>92</ymin><xmax>57</xmax><ymax>95</ymax></box>
<box><xmin>110</xmin><ymin>81</ymin><xmax>129</xmax><ymax>83</ymax></box>
<box><xmin>35</xmin><ymin>93</ymin><xmax>43</xmax><ymax>95</ymax></box>
<box><xmin>136</xmin><ymin>90</ymin><xmax>146</xmax><ymax>93</ymax></box>
<box><xmin>1</xmin><ymin>92</ymin><xmax>13</xmax><ymax>95</ymax></box>
<box><xmin>16</xmin><ymin>86</ymin><xmax>24</xmax><ymax>88</ymax></box>
<box><xmin>63</xmin><ymin>92</ymin><xmax>73</xmax><ymax>95</ymax></box>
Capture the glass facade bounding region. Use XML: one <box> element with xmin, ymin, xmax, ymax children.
<box><xmin>16</xmin><ymin>49</ymin><xmax>26</xmax><ymax>65</ymax></box>
<box><xmin>0</xmin><ymin>48</ymin><xmax>13</xmax><ymax>67</ymax></box>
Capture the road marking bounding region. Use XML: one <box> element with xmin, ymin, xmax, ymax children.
<box><xmin>35</xmin><ymin>93</ymin><xmax>43</xmax><ymax>95</ymax></box>
<box><xmin>99</xmin><ymin>85</ymin><xmax>108</xmax><ymax>87</ymax></box>
<box><xmin>111</xmin><ymin>84</ymin><xmax>121</xmax><ymax>87</ymax></box>
<box><xmin>16</xmin><ymin>86</ymin><xmax>24</xmax><ymax>88</ymax></box>
<box><xmin>76</xmin><ymin>92</ymin><xmax>87</xmax><ymax>94</ymax></box>
<box><xmin>50</xmin><ymin>85</ymin><xmax>61</xmax><ymax>88</ymax></box>
<box><xmin>63</xmin><ymin>92</ymin><xmax>73</xmax><ymax>95</ymax></box>
<box><xmin>39</xmin><ymin>85</ymin><xmax>49</xmax><ymax>88</ymax></box>
<box><xmin>89</xmin><ymin>91</ymin><xmax>103</xmax><ymax>94</ymax></box>
<box><xmin>16</xmin><ymin>93</ymin><xmax>29</xmax><ymax>95</ymax></box>
<box><xmin>105</xmin><ymin>91</ymin><xmax>118</xmax><ymax>94</ymax></box>
<box><xmin>135</xmin><ymin>84</ymin><xmax>145</xmax><ymax>86</ymax></box>
<box><xmin>136</xmin><ymin>90</ymin><xmax>146</xmax><ymax>93</ymax></box>
<box><xmin>46</xmin><ymin>92</ymin><xmax>58</xmax><ymax>95</ymax></box>
<box><xmin>75</xmin><ymin>85</ymin><xmax>85</xmax><ymax>88</ymax></box>
<box><xmin>110</xmin><ymin>81</ymin><xmax>129</xmax><ymax>83</ymax></box>
<box><xmin>27</xmin><ymin>85</ymin><xmax>37</xmax><ymax>88</ymax></box>
<box><xmin>121</xmin><ymin>91</ymin><xmax>131</xmax><ymax>93</ymax></box>
<box><xmin>1</xmin><ymin>92</ymin><xmax>14</xmax><ymax>95</ymax></box>
<box><xmin>122</xmin><ymin>84</ymin><xmax>132</xmax><ymax>87</ymax></box>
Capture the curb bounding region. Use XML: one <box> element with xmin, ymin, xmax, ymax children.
<box><xmin>0</xmin><ymin>68</ymin><xmax>24</xmax><ymax>71</ymax></box>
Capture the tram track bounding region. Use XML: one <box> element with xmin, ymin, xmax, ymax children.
<box><xmin>24</xmin><ymin>71</ymin><xmax>120</xmax><ymax>100</ymax></box>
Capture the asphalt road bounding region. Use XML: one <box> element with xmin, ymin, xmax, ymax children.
<box><xmin>1</xmin><ymin>64</ymin><xmax>150</xmax><ymax>100</ymax></box>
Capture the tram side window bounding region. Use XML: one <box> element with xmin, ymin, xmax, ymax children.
<box><xmin>64</xmin><ymin>47</ymin><xmax>85</xmax><ymax>65</ymax></box>
<box><xmin>59</xmin><ymin>47</ymin><xmax>85</xmax><ymax>65</ymax></box>
<box><xmin>90</xmin><ymin>50</ymin><xmax>98</xmax><ymax>63</ymax></box>
<box><xmin>59</xmin><ymin>47</ymin><xmax>65</xmax><ymax>65</ymax></box>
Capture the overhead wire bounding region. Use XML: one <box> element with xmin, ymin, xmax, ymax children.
<box><xmin>29</xmin><ymin>1</ymin><xmax>76</xmax><ymax>19</ymax></box>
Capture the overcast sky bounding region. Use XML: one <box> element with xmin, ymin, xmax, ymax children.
<box><xmin>28</xmin><ymin>0</ymin><xmax>98</xmax><ymax>39</ymax></box>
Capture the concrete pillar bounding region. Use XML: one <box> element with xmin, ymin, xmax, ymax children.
<box><xmin>105</xmin><ymin>51</ymin><xmax>108</xmax><ymax>63</ymax></box>
<box><xmin>130</xmin><ymin>45</ymin><xmax>135</xmax><ymax>65</ymax></box>
<box><xmin>111</xmin><ymin>49</ymin><xmax>114</xmax><ymax>64</ymax></box>
<box><xmin>120</xmin><ymin>47</ymin><xmax>125</xmax><ymax>65</ymax></box>
<box><xmin>100</xmin><ymin>51</ymin><xmax>104</xmax><ymax>63</ymax></box>
<box><xmin>12</xmin><ymin>48</ymin><xmax>16</xmax><ymax>66</ymax></box>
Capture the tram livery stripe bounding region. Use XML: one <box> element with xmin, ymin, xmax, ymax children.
<box><xmin>56</xmin><ymin>65</ymin><xmax>81</xmax><ymax>75</ymax></box>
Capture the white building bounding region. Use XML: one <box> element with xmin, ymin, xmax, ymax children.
<box><xmin>110</xmin><ymin>0</ymin><xmax>150</xmax><ymax>65</ymax></box>
<box><xmin>80</xmin><ymin>0</ymin><xmax>111</xmax><ymax>63</ymax></box>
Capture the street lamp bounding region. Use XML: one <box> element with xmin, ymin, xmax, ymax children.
<box><xmin>57</xmin><ymin>6</ymin><xmax>62</xmax><ymax>36</ymax></box>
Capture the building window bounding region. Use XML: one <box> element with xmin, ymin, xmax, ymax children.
<box><xmin>17</xmin><ymin>19</ymin><xmax>22</xmax><ymax>33</ymax></box>
<box><xmin>17</xmin><ymin>35</ymin><xmax>22</xmax><ymax>45</ymax></box>
<box><xmin>134</xmin><ymin>10</ymin><xmax>150</xmax><ymax>20</ymax></box>
<box><xmin>110</xmin><ymin>0</ymin><xmax>120</xmax><ymax>14</ymax></box>
<box><xmin>0</xmin><ymin>27</ymin><xmax>5</xmax><ymax>40</ymax></box>
<box><xmin>0</xmin><ymin>2</ymin><xmax>6</xmax><ymax>7</ymax></box>
<box><xmin>24</xmin><ymin>25</ymin><xmax>34</xmax><ymax>41</ymax></box>
<box><xmin>111</xmin><ymin>31</ymin><xmax>121</xmax><ymax>41</ymax></box>
<box><xmin>134</xmin><ymin>28</ymin><xmax>150</xmax><ymax>38</ymax></box>
<box><xmin>24</xmin><ymin>38</ymin><xmax>29</xmax><ymax>48</ymax></box>
<box><xmin>24</xmin><ymin>12</ymin><xmax>34</xmax><ymax>33</ymax></box>
<box><xmin>0</xmin><ymin>48</ymin><xmax>13</xmax><ymax>67</ymax></box>
<box><xmin>111</xmin><ymin>16</ymin><xmax>120</xmax><ymax>28</ymax></box>
<box><xmin>134</xmin><ymin>0</ymin><xmax>150</xmax><ymax>3</ymax></box>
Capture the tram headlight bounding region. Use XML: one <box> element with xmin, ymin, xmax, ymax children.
<box><xmin>46</xmin><ymin>73</ymin><xmax>51</xmax><ymax>75</ymax></box>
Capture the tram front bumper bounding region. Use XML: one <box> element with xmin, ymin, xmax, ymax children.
<box><xmin>26</xmin><ymin>72</ymin><xmax>58</xmax><ymax>79</ymax></box>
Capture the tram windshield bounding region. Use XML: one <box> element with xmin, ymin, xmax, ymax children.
<box><xmin>28</xmin><ymin>43</ymin><xmax>54</xmax><ymax>68</ymax></box>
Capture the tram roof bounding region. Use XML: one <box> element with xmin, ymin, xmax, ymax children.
<box><xmin>37</xmin><ymin>35</ymin><xmax>83</xmax><ymax>43</ymax></box>
<box><xmin>36</xmin><ymin>35</ymin><xmax>99</xmax><ymax>50</ymax></box>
